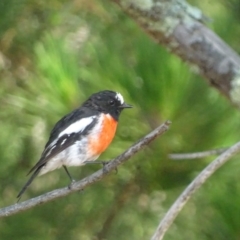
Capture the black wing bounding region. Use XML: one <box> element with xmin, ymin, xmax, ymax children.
<box><xmin>27</xmin><ymin>132</ymin><xmax>79</xmax><ymax>174</ymax></box>
<box><xmin>46</xmin><ymin>107</ymin><xmax>97</xmax><ymax>145</ymax></box>
<box><xmin>17</xmin><ymin>107</ymin><xmax>98</xmax><ymax>200</ymax></box>
<box><xmin>28</xmin><ymin>112</ymin><xmax>98</xmax><ymax>174</ymax></box>
<box><xmin>17</xmin><ymin>133</ymin><xmax>80</xmax><ymax>200</ymax></box>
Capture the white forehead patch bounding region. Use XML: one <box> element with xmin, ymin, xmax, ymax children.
<box><xmin>116</xmin><ymin>92</ymin><xmax>124</xmax><ymax>104</ymax></box>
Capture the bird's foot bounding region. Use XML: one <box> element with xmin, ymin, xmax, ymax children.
<box><xmin>68</xmin><ymin>179</ymin><xmax>76</xmax><ymax>189</ymax></box>
<box><xmin>101</xmin><ymin>161</ymin><xmax>118</xmax><ymax>174</ymax></box>
<box><xmin>102</xmin><ymin>162</ymin><xmax>109</xmax><ymax>174</ymax></box>
<box><xmin>85</xmin><ymin>160</ymin><xmax>110</xmax><ymax>166</ymax></box>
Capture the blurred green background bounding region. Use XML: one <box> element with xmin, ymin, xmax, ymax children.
<box><xmin>1</xmin><ymin>0</ymin><xmax>240</xmax><ymax>239</ymax></box>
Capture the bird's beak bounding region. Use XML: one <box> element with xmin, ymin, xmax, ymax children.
<box><xmin>120</xmin><ymin>103</ymin><xmax>133</xmax><ymax>109</ymax></box>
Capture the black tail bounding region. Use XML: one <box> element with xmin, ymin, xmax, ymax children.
<box><xmin>17</xmin><ymin>168</ymin><xmax>41</xmax><ymax>201</ymax></box>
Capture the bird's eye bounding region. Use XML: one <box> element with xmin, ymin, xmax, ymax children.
<box><xmin>108</xmin><ymin>100</ymin><xmax>114</xmax><ymax>106</ymax></box>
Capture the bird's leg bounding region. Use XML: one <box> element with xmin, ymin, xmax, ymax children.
<box><xmin>85</xmin><ymin>160</ymin><xmax>109</xmax><ymax>173</ymax></box>
<box><xmin>63</xmin><ymin>165</ymin><xmax>75</xmax><ymax>189</ymax></box>
<box><xmin>85</xmin><ymin>160</ymin><xmax>118</xmax><ymax>174</ymax></box>
<box><xmin>85</xmin><ymin>160</ymin><xmax>110</xmax><ymax>166</ymax></box>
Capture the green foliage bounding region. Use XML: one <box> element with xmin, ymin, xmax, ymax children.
<box><xmin>0</xmin><ymin>0</ymin><xmax>240</xmax><ymax>239</ymax></box>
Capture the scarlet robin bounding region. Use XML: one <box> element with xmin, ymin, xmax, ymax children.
<box><xmin>17</xmin><ymin>90</ymin><xmax>132</xmax><ymax>200</ymax></box>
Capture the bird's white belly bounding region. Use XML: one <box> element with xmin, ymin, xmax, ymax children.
<box><xmin>39</xmin><ymin>140</ymin><xmax>99</xmax><ymax>176</ymax></box>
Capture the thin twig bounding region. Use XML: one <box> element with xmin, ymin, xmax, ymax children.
<box><xmin>151</xmin><ymin>141</ymin><xmax>240</xmax><ymax>240</ymax></box>
<box><xmin>0</xmin><ymin>120</ymin><xmax>171</xmax><ymax>218</ymax></box>
<box><xmin>169</xmin><ymin>147</ymin><xmax>229</xmax><ymax>160</ymax></box>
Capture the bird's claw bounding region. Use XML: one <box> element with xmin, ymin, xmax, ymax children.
<box><xmin>102</xmin><ymin>161</ymin><xmax>110</xmax><ymax>173</ymax></box>
<box><xmin>68</xmin><ymin>179</ymin><xmax>76</xmax><ymax>189</ymax></box>
<box><xmin>102</xmin><ymin>161</ymin><xmax>117</xmax><ymax>174</ymax></box>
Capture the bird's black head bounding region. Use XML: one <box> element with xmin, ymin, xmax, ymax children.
<box><xmin>83</xmin><ymin>90</ymin><xmax>132</xmax><ymax>120</ymax></box>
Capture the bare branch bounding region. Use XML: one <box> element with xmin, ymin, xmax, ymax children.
<box><xmin>0</xmin><ymin>121</ymin><xmax>171</xmax><ymax>218</ymax></box>
<box><xmin>169</xmin><ymin>147</ymin><xmax>229</xmax><ymax>160</ymax></box>
<box><xmin>112</xmin><ymin>0</ymin><xmax>240</xmax><ymax>108</ymax></box>
<box><xmin>151</xmin><ymin>141</ymin><xmax>240</xmax><ymax>240</ymax></box>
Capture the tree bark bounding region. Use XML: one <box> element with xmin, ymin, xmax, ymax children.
<box><xmin>112</xmin><ymin>0</ymin><xmax>240</xmax><ymax>108</ymax></box>
<box><xmin>0</xmin><ymin>121</ymin><xmax>170</xmax><ymax>218</ymax></box>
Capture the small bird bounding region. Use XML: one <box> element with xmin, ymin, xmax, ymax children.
<box><xmin>17</xmin><ymin>90</ymin><xmax>132</xmax><ymax>200</ymax></box>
